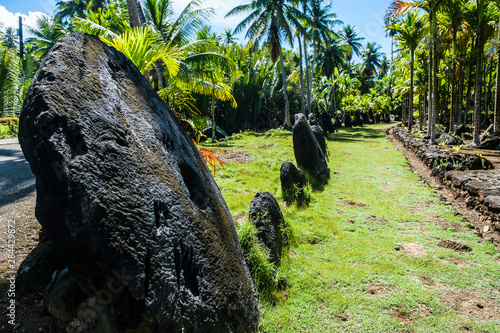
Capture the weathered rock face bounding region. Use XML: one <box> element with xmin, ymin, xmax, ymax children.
<box><xmin>292</xmin><ymin>113</ymin><xmax>330</xmax><ymax>185</ymax></box>
<box><xmin>249</xmin><ymin>192</ymin><xmax>286</xmax><ymax>265</ymax></box>
<box><xmin>311</xmin><ymin>125</ymin><xmax>327</xmax><ymax>157</ymax></box>
<box><xmin>19</xmin><ymin>33</ymin><xmax>258</xmax><ymax>332</ymax></box>
<box><xmin>436</xmin><ymin>133</ymin><xmax>463</xmax><ymax>146</ymax></box>
<box><xmin>308</xmin><ymin>113</ymin><xmax>318</xmax><ymax>126</ymax></box>
<box><xmin>280</xmin><ymin>161</ymin><xmax>308</xmax><ymax>205</ymax></box>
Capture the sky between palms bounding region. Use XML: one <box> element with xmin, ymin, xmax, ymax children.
<box><xmin>0</xmin><ymin>0</ymin><xmax>391</xmax><ymax>60</ymax></box>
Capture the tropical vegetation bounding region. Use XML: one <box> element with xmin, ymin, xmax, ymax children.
<box><xmin>0</xmin><ymin>0</ymin><xmax>395</xmax><ymax>140</ymax></box>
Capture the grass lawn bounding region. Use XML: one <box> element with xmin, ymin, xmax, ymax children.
<box><xmin>204</xmin><ymin>123</ymin><xmax>500</xmax><ymax>333</ymax></box>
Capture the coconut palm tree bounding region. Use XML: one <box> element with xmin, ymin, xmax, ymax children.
<box><xmin>472</xmin><ymin>0</ymin><xmax>484</xmax><ymax>146</ymax></box>
<box><xmin>222</xmin><ymin>28</ymin><xmax>238</xmax><ymax>45</ymax></box>
<box><xmin>441</xmin><ymin>0</ymin><xmax>465</xmax><ymax>133</ymax></box>
<box><xmin>26</xmin><ymin>16</ymin><xmax>69</xmax><ymax>59</ymax></box>
<box><xmin>386</xmin><ymin>0</ymin><xmax>444</xmax><ymax>143</ymax></box>
<box><xmin>306</xmin><ymin>0</ymin><xmax>342</xmax><ymax>115</ymax></box>
<box><xmin>55</xmin><ymin>0</ymin><xmax>90</xmax><ymax>23</ymax></box>
<box><xmin>491</xmin><ymin>0</ymin><xmax>500</xmax><ymax>135</ymax></box>
<box><xmin>226</xmin><ymin>0</ymin><xmax>308</xmax><ymax>128</ymax></box>
<box><xmin>387</xmin><ymin>12</ymin><xmax>425</xmax><ymax>131</ymax></box>
<box><xmin>361</xmin><ymin>42</ymin><xmax>382</xmax><ymax>82</ymax></box>
<box><xmin>341</xmin><ymin>25</ymin><xmax>364</xmax><ymax>75</ymax></box>
<box><xmin>1</xmin><ymin>27</ymin><xmax>18</xmax><ymax>49</ymax></box>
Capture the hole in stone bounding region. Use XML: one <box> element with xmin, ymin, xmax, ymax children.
<box><xmin>173</xmin><ymin>241</ymin><xmax>199</xmax><ymax>296</ymax></box>
<box><xmin>153</xmin><ymin>200</ymin><xmax>170</xmax><ymax>228</ymax></box>
<box><xmin>178</xmin><ymin>163</ymin><xmax>207</xmax><ymax>210</ymax></box>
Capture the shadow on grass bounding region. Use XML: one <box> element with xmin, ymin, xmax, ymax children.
<box><xmin>327</xmin><ymin>125</ymin><xmax>388</xmax><ymax>143</ymax></box>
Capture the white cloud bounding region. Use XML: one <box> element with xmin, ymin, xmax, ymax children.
<box><xmin>0</xmin><ymin>5</ymin><xmax>49</xmax><ymax>38</ymax></box>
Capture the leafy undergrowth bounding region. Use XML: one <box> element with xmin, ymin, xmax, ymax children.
<box><xmin>203</xmin><ymin>124</ymin><xmax>500</xmax><ymax>332</ymax></box>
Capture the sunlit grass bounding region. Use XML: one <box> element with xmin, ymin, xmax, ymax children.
<box><xmin>203</xmin><ymin>124</ymin><xmax>500</xmax><ymax>332</ymax></box>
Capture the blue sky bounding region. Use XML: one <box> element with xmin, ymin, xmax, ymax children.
<box><xmin>0</xmin><ymin>0</ymin><xmax>392</xmax><ymax>60</ymax></box>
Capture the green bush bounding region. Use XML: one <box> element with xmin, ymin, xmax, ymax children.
<box><xmin>0</xmin><ymin>124</ymin><xmax>11</xmax><ymax>139</ymax></box>
<box><xmin>237</xmin><ymin>221</ymin><xmax>277</xmax><ymax>294</ymax></box>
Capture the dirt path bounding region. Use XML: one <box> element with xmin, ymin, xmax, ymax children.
<box><xmin>0</xmin><ymin>140</ymin><xmax>39</xmax><ymax>281</ymax></box>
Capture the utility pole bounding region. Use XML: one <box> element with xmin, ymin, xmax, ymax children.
<box><xmin>18</xmin><ymin>16</ymin><xmax>23</xmax><ymax>59</ymax></box>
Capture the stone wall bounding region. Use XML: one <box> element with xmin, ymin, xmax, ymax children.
<box><xmin>392</xmin><ymin>126</ymin><xmax>499</xmax><ymax>240</ymax></box>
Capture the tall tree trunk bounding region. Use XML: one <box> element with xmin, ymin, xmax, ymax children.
<box><xmin>421</xmin><ymin>93</ymin><xmax>426</xmax><ymax>131</ymax></box>
<box><xmin>486</xmin><ymin>54</ymin><xmax>494</xmax><ymax>123</ymax></box>
<box><xmin>473</xmin><ymin>0</ymin><xmax>484</xmax><ymax>146</ymax></box>
<box><xmin>279</xmin><ymin>47</ymin><xmax>291</xmax><ymax>128</ymax></box>
<box><xmin>303</xmin><ymin>38</ymin><xmax>311</xmax><ymax>116</ymax></box>
<box><xmin>465</xmin><ymin>42</ymin><xmax>475</xmax><ymax>126</ymax></box>
<box><xmin>332</xmin><ymin>85</ymin><xmax>337</xmax><ymax>118</ymax></box>
<box><xmin>457</xmin><ymin>60</ymin><xmax>465</xmax><ymax>129</ymax></box>
<box><xmin>450</xmin><ymin>31</ymin><xmax>457</xmax><ymax>133</ymax></box>
<box><xmin>428</xmin><ymin>46</ymin><xmax>433</xmax><ymax>135</ymax></box>
<box><xmin>494</xmin><ymin>31</ymin><xmax>500</xmax><ymax>135</ymax></box>
<box><xmin>430</xmin><ymin>3</ymin><xmax>438</xmax><ymax>143</ymax></box>
<box><xmin>126</xmin><ymin>0</ymin><xmax>145</xmax><ymax>27</ymax></box>
<box><xmin>298</xmin><ymin>35</ymin><xmax>306</xmax><ymax>115</ymax></box>
<box><xmin>409</xmin><ymin>50</ymin><xmax>414</xmax><ymax>131</ymax></box>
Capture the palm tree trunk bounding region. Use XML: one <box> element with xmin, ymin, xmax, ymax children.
<box><xmin>332</xmin><ymin>85</ymin><xmax>337</xmax><ymax>117</ymax></box>
<box><xmin>428</xmin><ymin>48</ymin><xmax>432</xmax><ymax>134</ymax></box>
<box><xmin>303</xmin><ymin>38</ymin><xmax>311</xmax><ymax>116</ymax></box>
<box><xmin>465</xmin><ymin>45</ymin><xmax>475</xmax><ymax>126</ymax></box>
<box><xmin>298</xmin><ymin>35</ymin><xmax>306</xmax><ymax>115</ymax></box>
<box><xmin>473</xmin><ymin>0</ymin><xmax>484</xmax><ymax>146</ymax></box>
<box><xmin>431</xmin><ymin>23</ymin><xmax>438</xmax><ymax>143</ymax></box>
<box><xmin>279</xmin><ymin>46</ymin><xmax>291</xmax><ymax>128</ymax></box>
<box><xmin>126</xmin><ymin>0</ymin><xmax>145</xmax><ymax>27</ymax></box>
<box><xmin>486</xmin><ymin>54</ymin><xmax>494</xmax><ymax>123</ymax></box>
<box><xmin>409</xmin><ymin>50</ymin><xmax>414</xmax><ymax>131</ymax></box>
<box><xmin>450</xmin><ymin>32</ymin><xmax>457</xmax><ymax>133</ymax></box>
<box><xmin>457</xmin><ymin>60</ymin><xmax>464</xmax><ymax>127</ymax></box>
<box><xmin>494</xmin><ymin>33</ymin><xmax>500</xmax><ymax>135</ymax></box>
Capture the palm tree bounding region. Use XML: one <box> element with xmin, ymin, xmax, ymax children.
<box><xmin>441</xmin><ymin>0</ymin><xmax>465</xmax><ymax>133</ymax></box>
<box><xmin>317</xmin><ymin>36</ymin><xmax>347</xmax><ymax>116</ymax></box>
<box><xmin>472</xmin><ymin>0</ymin><xmax>484</xmax><ymax>146</ymax></box>
<box><xmin>378</xmin><ymin>55</ymin><xmax>391</xmax><ymax>78</ymax></box>
<box><xmin>317</xmin><ymin>37</ymin><xmax>346</xmax><ymax>80</ymax></box>
<box><xmin>55</xmin><ymin>0</ymin><xmax>90</xmax><ymax>23</ymax></box>
<box><xmin>1</xmin><ymin>27</ymin><xmax>18</xmax><ymax>49</ymax></box>
<box><xmin>222</xmin><ymin>28</ymin><xmax>238</xmax><ymax>45</ymax></box>
<box><xmin>306</xmin><ymin>0</ymin><xmax>342</xmax><ymax>114</ymax></box>
<box><xmin>26</xmin><ymin>17</ymin><xmax>69</xmax><ymax>59</ymax></box>
<box><xmin>361</xmin><ymin>42</ymin><xmax>382</xmax><ymax>81</ymax></box>
<box><xmin>226</xmin><ymin>0</ymin><xmax>308</xmax><ymax>128</ymax></box>
<box><xmin>341</xmin><ymin>25</ymin><xmax>364</xmax><ymax>75</ymax></box>
<box><xmin>386</xmin><ymin>0</ymin><xmax>444</xmax><ymax>143</ymax></box>
<box><xmin>387</xmin><ymin>12</ymin><xmax>425</xmax><ymax>131</ymax></box>
<box><xmin>491</xmin><ymin>0</ymin><xmax>500</xmax><ymax>135</ymax></box>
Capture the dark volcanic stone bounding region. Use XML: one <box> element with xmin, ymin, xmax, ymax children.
<box><xmin>292</xmin><ymin>113</ymin><xmax>330</xmax><ymax>185</ymax></box>
<box><xmin>478</xmin><ymin>137</ymin><xmax>500</xmax><ymax>150</ymax></box>
<box><xmin>47</xmin><ymin>268</ymin><xmax>86</xmax><ymax>321</ymax></box>
<box><xmin>308</xmin><ymin>113</ymin><xmax>318</xmax><ymax>126</ymax></box>
<box><xmin>17</xmin><ymin>238</ymin><xmax>64</xmax><ymax>298</ymax></box>
<box><xmin>19</xmin><ymin>33</ymin><xmax>258</xmax><ymax>332</ymax></box>
<box><xmin>311</xmin><ymin>125</ymin><xmax>327</xmax><ymax>157</ymax></box>
<box><xmin>280</xmin><ymin>161</ymin><xmax>308</xmax><ymax>205</ymax></box>
<box><xmin>436</xmin><ymin>133</ymin><xmax>463</xmax><ymax>146</ymax></box>
<box><xmin>249</xmin><ymin>192</ymin><xmax>286</xmax><ymax>265</ymax></box>
<box><xmin>485</xmin><ymin>196</ymin><xmax>500</xmax><ymax>213</ymax></box>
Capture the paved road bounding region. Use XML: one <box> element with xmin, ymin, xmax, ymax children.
<box><xmin>0</xmin><ymin>138</ymin><xmax>35</xmax><ymax>208</ymax></box>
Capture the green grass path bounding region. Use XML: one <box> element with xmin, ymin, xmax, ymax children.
<box><xmin>208</xmin><ymin>124</ymin><xmax>500</xmax><ymax>332</ymax></box>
